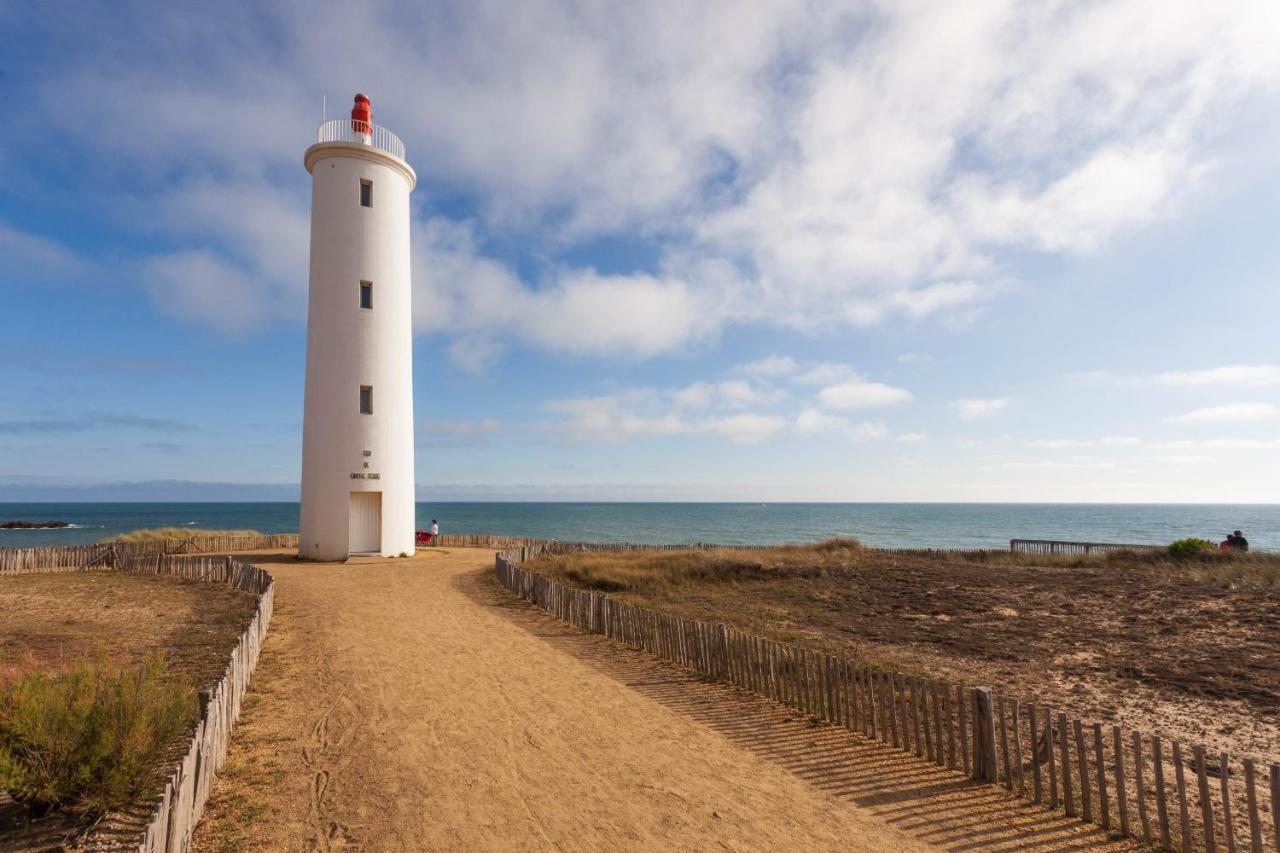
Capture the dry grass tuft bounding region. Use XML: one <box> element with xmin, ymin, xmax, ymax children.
<box><xmin>531</xmin><ymin>537</ymin><xmax>1280</xmax><ymax>593</ymax></box>
<box><xmin>970</xmin><ymin>546</ymin><xmax>1280</xmax><ymax>587</ymax></box>
<box><xmin>534</xmin><ymin>537</ymin><xmax>869</xmax><ymax>595</ymax></box>
<box><xmin>104</xmin><ymin>527</ymin><xmax>262</xmax><ymax>544</ymax></box>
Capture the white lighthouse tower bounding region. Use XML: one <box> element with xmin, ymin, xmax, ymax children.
<box><xmin>300</xmin><ymin>94</ymin><xmax>417</xmax><ymax>560</ymax></box>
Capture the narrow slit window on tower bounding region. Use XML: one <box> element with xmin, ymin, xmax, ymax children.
<box><xmin>360</xmin><ymin>280</ymin><xmax>373</xmax><ymax>309</ymax></box>
<box><xmin>359</xmin><ymin>179</ymin><xmax>373</xmax><ymax>207</ymax></box>
<box><xmin>359</xmin><ymin>385</ymin><xmax>373</xmax><ymax>414</ymax></box>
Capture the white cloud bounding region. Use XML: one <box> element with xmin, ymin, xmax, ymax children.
<box><xmin>852</xmin><ymin>422</ymin><xmax>891</xmax><ymax>440</ymax></box>
<box><xmin>897</xmin><ymin>432</ymin><xmax>927</xmax><ymax>444</ymax></box>
<box><xmin>1076</xmin><ymin>364</ymin><xmax>1280</xmax><ymax>389</ymax></box>
<box><xmin>546</xmin><ymin>365</ymin><xmax>905</xmax><ymax>444</ymax></box>
<box><xmin>412</xmin><ymin>218</ymin><xmax>721</xmax><ymax>362</ymax></box>
<box><xmin>1167</xmin><ymin>402</ymin><xmax>1279</xmax><ymax>425</ymax></box>
<box><xmin>1027</xmin><ymin>439</ymin><xmax>1095</xmax><ymax>449</ymax></box>
<box><xmin>707</xmin><ymin>414</ymin><xmax>788</xmax><ymax>444</ymax></box>
<box><xmin>734</xmin><ymin>358</ymin><xmax>914</xmax><ymax>417</ymax></box>
<box><xmin>736</xmin><ymin>355</ymin><xmax>799</xmax><ymax>378</ymax></box>
<box><xmin>1161</xmin><ymin>438</ymin><xmax>1280</xmax><ymax>450</ymax></box>
<box><xmin>842</xmin><ymin>281</ymin><xmax>992</xmax><ymax>328</ymax></box>
<box><xmin>0</xmin><ymin>222</ymin><xmax>92</xmax><ymax>281</ymax></box>
<box><xmin>546</xmin><ymin>391</ymin><xmax>789</xmax><ymax>445</ymax></box>
<box><xmin>1070</xmin><ymin>370</ymin><xmax>1118</xmax><ymax>384</ymax></box>
<box><xmin>1002</xmin><ymin>459</ymin><xmax>1117</xmax><ymax>472</ymax></box>
<box><xmin>818</xmin><ymin>379</ymin><xmax>913</xmax><ymax>410</ymax></box>
<box><xmin>1027</xmin><ymin>436</ymin><xmax>1142</xmax><ymax>449</ymax></box>
<box><xmin>447</xmin><ymin>337</ymin><xmax>505</xmax><ymax>375</ymax></box>
<box><xmin>794</xmin><ymin>363</ymin><xmax>858</xmax><ymax>386</ymax></box>
<box><xmin>794</xmin><ymin>409</ymin><xmax>889</xmax><ymax>440</ymax></box>
<box><xmin>546</xmin><ymin>392</ymin><xmax>686</xmax><ymax>444</ymax></box>
<box><xmin>951</xmin><ymin>397</ymin><xmax>1009</xmax><ymax>420</ymax></box>
<box><xmin>143</xmin><ymin>251</ymin><xmax>275</xmax><ymax>336</ymax></box>
<box><xmin>417</xmin><ymin>418</ymin><xmax>500</xmax><ymax>447</ymax></box>
<box><xmin>954</xmin><ymin>145</ymin><xmax>1205</xmax><ymax>253</ymax></box>
<box><xmin>1155</xmin><ymin>365</ymin><xmax>1280</xmax><ymax>388</ymax></box>
<box><xmin>671</xmin><ymin>380</ymin><xmax>776</xmax><ymax>410</ymax></box>
<box><xmin>22</xmin><ymin>1</ymin><xmax>1280</xmax><ymax>352</ymax></box>
<box><xmin>794</xmin><ymin>409</ymin><xmax>846</xmax><ymax>437</ymax></box>
<box><xmin>523</xmin><ymin>272</ymin><xmax>712</xmax><ymax>358</ymax></box>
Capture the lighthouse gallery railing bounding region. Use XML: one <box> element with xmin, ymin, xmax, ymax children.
<box><xmin>315</xmin><ymin>117</ymin><xmax>406</xmax><ymax>162</ymax></box>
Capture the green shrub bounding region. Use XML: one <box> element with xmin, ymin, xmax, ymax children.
<box><xmin>0</xmin><ymin>654</ymin><xmax>194</xmax><ymax>814</ymax></box>
<box><xmin>1168</xmin><ymin>537</ymin><xmax>1216</xmax><ymax>561</ymax></box>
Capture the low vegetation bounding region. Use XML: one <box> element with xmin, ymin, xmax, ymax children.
<box><xmin>1167</xmin><ymin>536</ymin><xmax>1218</xmax><ymax>560</ymax></box>
<box><xmin>534</xmin><ymin>537</ymin><xmax>1280</xmax><ymax>595</ymax></box>
<box><xmin>524</xmin><ymin>537</ymin><xmax>1280</xmax><ymax>772</ymax></box>
<box><xmin>0</xmin><ymin>654</ymin><xmax>193</xmax><ymax>815</ymax></box>
<box><xmin>104</xmin><ymin>527</ymin><xmax>262</xmax><ymax>543</ymax></box>
<box><xmin>1</xmin><ymin>571</ymin><xmax>257</xmax><ymax>842</ymax></box>
<box><xmin>552</xmin><ymin>537</ymin><xmax>865</xmax><ymax>593</ymax></box>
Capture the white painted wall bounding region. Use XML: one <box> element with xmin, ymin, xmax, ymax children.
<box><xmin>300</xmin><ymin>141</ymin><xmax>417</xmax><ymax>560</ymax></box>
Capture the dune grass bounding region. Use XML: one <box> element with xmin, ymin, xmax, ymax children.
<box><xmin>529</xmin><ymin>537</ymin><xmax>1280</xmax><ymax>593</ymax></box>
<box><xmin>990</xmin><ymin>545</ymin><xmax>1280</xmax><ymax>586</ymax></box>
<box><xmin>102</xmin><ymin>527</ymin><xmax>262</xmax><ymax>544</ymax></box>
<box><xmin>536</xmin><ymin>537</ymin><xmax>867</xmax><ymax>594</ymax></box>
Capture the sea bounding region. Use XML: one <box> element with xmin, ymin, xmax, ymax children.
<box><xmin>0</xmin><ymin>502</ymin><xmax>1276</xmax><ymax>550</ymax></box>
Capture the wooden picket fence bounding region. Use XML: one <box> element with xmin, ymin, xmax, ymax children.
<box><xmin>0</xmin><ymin>533</ymin><xmax>298</xmax><ymax>573</ymax></box>
<box><xmin>433</xmin><ymin>533</ymin><xmax>1004</xmax><ymax>560</ymax></box>
<box><xmin>1012</xmin><ymin>538</ymin><xmax>1164</xmax><ymax>556</ymax></box>
<box><xmin>2</xmin><ymin>544</ymin><xmax>275</xmax><ymax>853</ymax></box>
<box><xmin>432</xmin><ymin>534</ymin><xmax>776</xmax><ymax>551</ymax></box>
<box><xmin>494</xmin><ymin>541</ymin><xmax>1280</xmax><ymax>853</ymax></box>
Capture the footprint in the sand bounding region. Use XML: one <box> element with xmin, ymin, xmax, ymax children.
<box><xmin>309</xmin><ymin>819</ymin><xmax>358</xmax><ymax>852</ymax></box>
<box><xmin>313</xmin><ymin>769</ymin><xmax>329</xmax><ymax>813</ymax></box>
<box><xmin>303</xmin><ymin>694</ymin><xmax>372</xmax><ymax>849</ymax></box>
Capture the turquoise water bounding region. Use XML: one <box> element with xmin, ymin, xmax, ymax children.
<box><xmin>0</xmin><ymin>502</ymin><xmax>1275</xmax><ymax>550</ymax></box>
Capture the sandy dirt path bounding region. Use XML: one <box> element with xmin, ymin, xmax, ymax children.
<box><xmin>190</xmin><ymin>548</ymin><xmax>1132</xmax><ymax>852</ymax></box>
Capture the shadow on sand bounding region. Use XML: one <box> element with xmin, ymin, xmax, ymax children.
<box><xmin>453</xmin><ymin>565</ymin><xmax>1137</xmax><ymax>853</ymax></box>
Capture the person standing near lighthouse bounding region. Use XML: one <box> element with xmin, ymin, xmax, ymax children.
<box><xmin>299</xmin><ymin>94</ymin><xmax>417</xmax><ymax>560</ymax></box>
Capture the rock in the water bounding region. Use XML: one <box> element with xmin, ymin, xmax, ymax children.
<box><xmin>0</xmin><ymin>520</ymin><xmax>70</xmax><ymax>529</ymax></box>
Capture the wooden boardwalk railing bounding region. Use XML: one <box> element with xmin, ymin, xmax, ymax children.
<box><xmin>493</xmin><ymin>540</ymin><xmax>1279</xmax><ymax>853</ymax></box>
<box><xmin>1</xmin><ymin>543</ymin><xmax>276</xmax><ymax>853</ymax></box>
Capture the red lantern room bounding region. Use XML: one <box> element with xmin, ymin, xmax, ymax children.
<box><xmin>351</xmin><ymin>93</ymin><xmax>372</xmax><ymax>134</ymax></box>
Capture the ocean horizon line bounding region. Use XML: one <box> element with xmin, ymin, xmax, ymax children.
<box><xmin>2</xmin><ymin>499</ymin><xmax>1278</xmax><ymax>506</ymax></box>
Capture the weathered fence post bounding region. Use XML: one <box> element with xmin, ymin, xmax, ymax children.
<box><xmin>972</xmin><ymin>686</ymin><xmax>998</xmax><ymax>783</ymax></box>
<box><xmin>1270</xmin><ymin>764</ymin><xmax>1280</xmax><ymax>853</ymax></box>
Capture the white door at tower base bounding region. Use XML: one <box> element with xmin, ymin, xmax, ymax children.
<box><xmin>349</xmin><ymin>491</ymin><xmax>382</xmax><ymax>555</ymax></box>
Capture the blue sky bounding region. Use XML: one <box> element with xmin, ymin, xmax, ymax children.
<box><xmin>2</xmin><ymin>0</ymin><xmax>1279</xmax><ymax>502</ymax></box>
